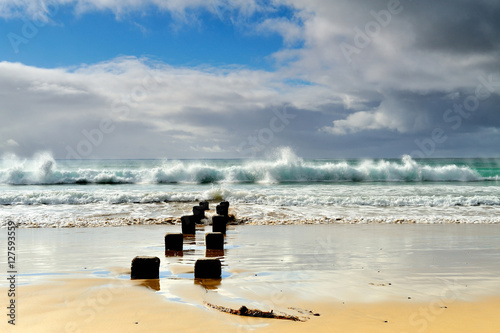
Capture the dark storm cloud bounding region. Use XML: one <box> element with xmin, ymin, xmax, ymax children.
<box><xmin>408</xmin><ymin>0</ymin><xmax>500</xmax><ymax>55</ymax></box>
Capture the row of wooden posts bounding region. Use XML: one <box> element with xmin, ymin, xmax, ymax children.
<box><xmin>131</xmin><ymin>201</ymin><xmax>230</xmax><ymax>281</ymax></box>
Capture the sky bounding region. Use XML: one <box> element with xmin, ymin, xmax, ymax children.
<box><xmin>0</xmin><ymin>0</ymin><xmax>499</xmax><ymax>159</ymax></box>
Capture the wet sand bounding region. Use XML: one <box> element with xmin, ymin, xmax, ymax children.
<box><xmin>1</xmin><ymin>224</ymin><xmax>500</xmax><ymax>332</ymax></box>
<box><xmin>1</xmin><ymin>277</ymin><xmax>500</xmax><ymax>333</ymax></box>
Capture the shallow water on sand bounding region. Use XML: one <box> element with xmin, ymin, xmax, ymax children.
<box><xmin>2</xmin><ymin>224</ymin><xmax>500</xmax><ymax>306</ymax></box>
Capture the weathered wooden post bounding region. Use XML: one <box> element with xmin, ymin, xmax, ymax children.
<box><xmin>194</xmin><ymin>258</ymin><xmax>221</xmax><ymax>279</ymax></box>
<box><xmin>216</xmin><ymin>201</ymin><xmax>229</xmax><ymax>217</ymax></box>
<box><xmin>205</xmin><ymin>232</ymin><xmax>224</xmax><ymax>250</ymax></box>
<box><xmin>131</xmin><ymin>256</ymin><xmax>160</xmax><ymax>279</ymax></box>
<box><xmin>165</xmin><ymin>233</ymin><xmax>183</xmax><ymax>251</ymax></box>
<box><xmin>181</xmin><ymin>215</ymin><xmax>196</xmax><ymax>235</ymax></box>
<box><xmin>199</xmin><ymin>201</ymin><xmax>210</xmax><ymax>211</ymax></box>
<box><xmin>212</xmin><ymin>215</ymin><xmax>227</xmax><ymax>234</ymax></box>
<box><xmin>193</xmin><ymin>205</ymin><xmax>206</xmax><ymax>222</ymax></box>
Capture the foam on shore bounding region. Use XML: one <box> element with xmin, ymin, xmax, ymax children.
<box><xmin>2</xmin><ymin>201</ymin><xmax>500</xmax><ymax>228</ymax></box>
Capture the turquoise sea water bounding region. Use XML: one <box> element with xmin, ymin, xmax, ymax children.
<box><xmin>1</xmin><ymin>149</ymin><xmax>499</xmax><ymax>227</ymax></box>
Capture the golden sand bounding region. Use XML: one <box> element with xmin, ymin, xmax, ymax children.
<box><xmin>2</xmin><ymin>224</ymin><xmax>500</xmax><ymax>332</ymax></box>
<box><xmin>2</xmin><ymin>277</ymin><xmax>499</xmax><ymax>333</ymax></box>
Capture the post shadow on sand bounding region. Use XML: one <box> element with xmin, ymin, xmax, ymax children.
<box><xmin>135</xmin><ymin>278</ymin><xmax>161</xmax><ymax>291</ymax></box>
<box><xmin>194</xmin><ymin>278</ymin><xmax>221</xmax><ymax>290</ymax></box>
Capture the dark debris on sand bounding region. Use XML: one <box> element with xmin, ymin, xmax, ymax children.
<box><xmin>204</xmin><ymin>302</ymin><xmax>319</xmax><ymax>322</ymax></box>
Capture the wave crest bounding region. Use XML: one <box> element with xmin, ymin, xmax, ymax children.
<box><xmin>0</xmin><ymin>149</ymin><xmax>485</xmax><ymax>185</ymax></box>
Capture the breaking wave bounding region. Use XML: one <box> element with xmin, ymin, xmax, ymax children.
<box><xmin>0</xmin><ymin>148</ymin><xmax>486</xmax><ymax>186</ymax></box>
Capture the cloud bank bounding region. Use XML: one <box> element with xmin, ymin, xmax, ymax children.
<box><xmin>1</xmin><ymin>0</ymin><xmax>500</xmax><ymax>159</ymax></box>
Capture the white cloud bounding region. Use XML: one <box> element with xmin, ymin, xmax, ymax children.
<box><xmin>1</xmin><ymin>0</ymin><xmax>500</xmax><ymax>157</ymax></box>
<box><xmin>0</xmin><ymin>139</ymin><xmax>19</xmax><ymax>152</ymax></box>
<box><xmin>322</xmin><ymin>111</ymin><xmax>386</xmax><ymax>135</ymax></box>
<box><xmin>7</xmin><ymin>139</ymin><xmax>18</xmax><ymax>146</ymax></box>
<box><xmin>270</xmin><ymin>0</ymin><xmax>500</xmax><ymax>95</ymax></box>
<box><xmin>6</xmin><ymin>139</ymin><xmax>19</xmax><ymax>147</ymax></box>
<box><xmin>322</xmin><ymin>94</ymin><xmax>431</xmax><ymax>135</ymax></box>
<box><xmin>0</xmin><ymin>0</ymin><xmax>266</xmax><ymax>21</ymax></box>
<box><xmin>257</xmin><ymin>17</ymin><xmax>303</xmax><ymax>46</ymax></box>
<box><xmin>190</xmin><ymin>145</ymin><xmax>225</xmax><ymax>153</ymax></box>
<box><xmin>29</xmin><ymin>81</ymin><xmax>89</xmax><ymax>95</ymax></box>
<box><xmin>0</xmin><ymin>57</ymin><xmax>333</xmax><ymax>158</ymax></box>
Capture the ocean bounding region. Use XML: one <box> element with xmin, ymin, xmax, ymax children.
<box><xmin>1</xmin><ymin>148</ymin><xmax>500</xmax><ymax>227</ymax></box>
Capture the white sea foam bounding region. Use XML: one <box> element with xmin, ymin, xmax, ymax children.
<box><xmin>2</xmin><ymin>184</ymin><xmax>499</xmax><ymax>208</ymax></box>
<box><xmin>2</xmin><ymin>200</ymin><xmax>499</xmax><ymax>228</ymax></box>
<box><xmin>1</xmin><ymin>149</ymin><xmax>499</xmax><ymax>228</ymax></box>
<box><xmin>0</xmin><ymin>149</ymin><xmax>485</xmax><ymax>185</ymax></box>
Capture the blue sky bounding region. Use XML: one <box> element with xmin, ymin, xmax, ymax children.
<box><xmin>1</xmin><ymin>3</ymin><xmax>297</xmax><ymax>69</ymax></box>
<box><xmin>1</xmin><ymin>0</ymin><xmax>500</xmax><ymax>159</ymax></box>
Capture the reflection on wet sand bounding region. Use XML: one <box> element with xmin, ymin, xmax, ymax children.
<box><xmin>165</xmin><ymin>250</ymin><xmax>184</xmax><ymax>257</ymax></box>
<box><xmin>3</xmin><ymin>224</ymin><xmax>500</xmax><ymax>332</ymax></box>
<box><xmin>194</xmin><ymin>278</ymin><xmax>222</xmax><ymax>290</ymax></box>
<box><xmin>135</xmin><ymin>278</ymin><xmax>161</xmax><ymax>291</ymax></box>
<box><xmin>206</xmin><ymin>249</ymin><xmax>225</xmax><ymax>258</ymax></box>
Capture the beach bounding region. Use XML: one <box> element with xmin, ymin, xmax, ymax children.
<box><xmin>2</xmin><ymin>0</ymin><xmax>500</xmax><ymax>331</ymax></box>
<box><xmin>2</xmin><ymin>223</ymin><xmax>500</xmax><ymax>332</ymax></box>
<box><xmin>1</xmin><ymin>155</ymin><xmax>500</xmax><ymax>331</ymax></box>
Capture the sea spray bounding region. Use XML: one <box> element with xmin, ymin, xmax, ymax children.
<box><xmin>1</xmin><ymin>148</ymin><xmax>500</xmax><ymax>228</ymax></box>
<box><xmin>0</xmin><ymin>149</ymin><xmax>486</xmax><ymax>185</ymax></box>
